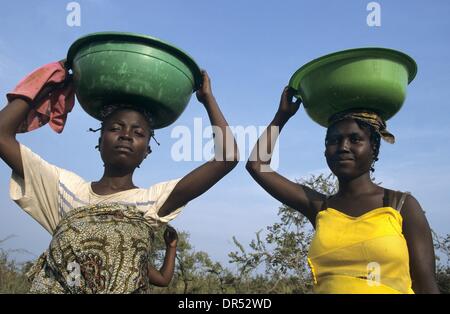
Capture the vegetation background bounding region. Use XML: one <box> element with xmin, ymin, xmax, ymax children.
<box><xmin>1</xmin><ymin>174</ymin><xmax>448</xmax><ymax>294</ymax></box>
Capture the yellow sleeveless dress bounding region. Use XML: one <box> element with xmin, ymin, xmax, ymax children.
<box><xmin>307</xmin><ymin>192</ymin><xmax>414</xmax><ymax>294</ymax></box>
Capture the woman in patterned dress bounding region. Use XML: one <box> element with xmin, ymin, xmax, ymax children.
<box><xmin>0</xmin><ymin>64</ymin><xmax>239</xmax><ymax>293</ymax></box>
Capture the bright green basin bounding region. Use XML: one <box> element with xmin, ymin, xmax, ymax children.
<box><xmin>289</xmin><ymin>48</ymin><xmax>417</xmax><ymax>127</ymax></box>
<box><xmin>67</xmin><ymin>32</ymin><xmax>202</xmax><ymax>129</ymax></box>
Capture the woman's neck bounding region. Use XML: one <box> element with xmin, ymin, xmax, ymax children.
<box><xmin>93</xmin><ymin>168</ymin><xmax>137</xmax><ymax>193</ymax></box>
<box><xmin>337</xmin><ymin>173</ymin><xmax>379</xmax><ymax>198</ymax></box>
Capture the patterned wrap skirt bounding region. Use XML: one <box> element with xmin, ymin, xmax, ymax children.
<box><xmin>27</xmin><ymin>203</ymin><xmax>156</xmax><ymax>294</ymax></box>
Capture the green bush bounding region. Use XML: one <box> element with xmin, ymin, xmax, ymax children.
<box><xmin>0</xmin><ymin>238</ymin><xmax>32</xmax><ymax>294</ymax></box>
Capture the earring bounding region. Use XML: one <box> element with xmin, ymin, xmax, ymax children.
<box><xmin>370</xmin><ymin>156</ymin><xmax>378</xmax><ymax>173</ymax></box>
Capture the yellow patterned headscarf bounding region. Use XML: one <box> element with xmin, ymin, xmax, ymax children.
<box><xmin>328</xmin><ymin>110</ymin><xmax>395</xmax><ymax>144</ymax></box>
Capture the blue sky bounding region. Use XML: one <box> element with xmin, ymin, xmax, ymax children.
<box><xmin>0</xmin><ymin>0</ymin><xmax>449</xmax><ymax>267</ymax></box>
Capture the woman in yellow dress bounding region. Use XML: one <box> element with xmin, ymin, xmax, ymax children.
<box><xmin>246</xmin><ymin>87</ymin><xmax>440</xmax><ymax>294</ymax></box>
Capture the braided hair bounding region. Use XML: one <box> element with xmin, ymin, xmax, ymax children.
<box><xmin>89</xmin><ymin>104</ymin><xmax>160</xmax><ymax>149</ymax></box>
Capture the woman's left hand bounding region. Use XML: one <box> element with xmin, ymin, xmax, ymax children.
<box><xmin>196</xmin><ymin>70</ymin><xmax>215</xmax><ymax>105</ymax></box>
<box><xmin>163</xmin><ymin>225</ymin><xmax>178</xmax><ymax>248</ymax></box>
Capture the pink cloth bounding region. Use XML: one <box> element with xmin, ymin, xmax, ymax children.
<box><xmin>7</xmin><ymin>61</ymin><xmax>75</xmax><ymax>133</ymax></box>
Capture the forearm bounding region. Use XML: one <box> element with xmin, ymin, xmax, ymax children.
<box><xmin>147</xmin><ymin>246</ymin><xmax>177</xmax><ymax>287</ymax></box>
<box><xmin>246</xmin><ymin>112</ymin><xmax>289</xmax><ymax>172</ymax></box>
<box><xmin>158</xmin><ymin>246</ymin><xmax>177</xmax><ymax>286</ymax></box>
<box><xmin>203</xmin><ymin>95</ymin><xmax>239</xmax><ymax>162</ymax></box>
<box><xmin>0</xmin><ymin>98</ymin><xmax>32</xmax><ymax>138</ymax></box>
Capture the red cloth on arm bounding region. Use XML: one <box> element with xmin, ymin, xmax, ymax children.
<box><xmin>6</xmin><ymin>61</ymin><xmax>75</xmax><ymax>134</ymax></box>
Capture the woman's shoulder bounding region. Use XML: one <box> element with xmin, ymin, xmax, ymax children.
<box><xmin>58</xmin><ymin>168</ymin><xmax>90</xmax><ymax>194</ymax></box>
<box><xmin>146</xmin><ymin>178</ymin><xmax>182</xmax><ymax>194</ymax></box>
<box><xmin>380</xmin><ymin>188</ymin><xmax>413</xmax><ymax>210</ymax></box>
<box><xmin>381</xmin><ymin>188</ymin><xmax>424</xmax><ymax>222</ymax></box>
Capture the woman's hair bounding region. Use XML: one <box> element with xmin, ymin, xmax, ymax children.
<box><xmin>100</xmin><ymin>104</ymin><xmax>154</xmax><ymax>135</ymax></box>
<box><xmin>326</xmin><ymin>118</ymin><xmax>381</xmax><ymax>172</ymax></box>
<box><xmin>89</xmin><ymin>104</ymin><xmax>160</xmax><ymax>148</ymax></box>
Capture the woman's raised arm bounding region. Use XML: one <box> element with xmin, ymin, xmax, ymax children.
<box><xmin>0</xmin><ymin>97</ymin><xmax>31</xmax><ymax>179</ymax></box>
<box><xmin>157</xmin><ymin>70</ymin><xmax>239</xmax><ymax>217</ymax></box>
<box><xmin>245</xmin><ymin>87</ymin><xmax>325</xmax><ymax>226</ymax></box>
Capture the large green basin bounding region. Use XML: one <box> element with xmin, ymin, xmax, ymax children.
<box><xmin>289</xmin><ymin>48</ymin><xmax>417</xmax><ymax>127</ymax></box>
<box><xmin>66</xmin><ymin>32</ymin><xmax>202</xmax><ymax>129</ymax></box>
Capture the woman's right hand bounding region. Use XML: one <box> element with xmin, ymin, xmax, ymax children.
<box><xmin>163</xmin><ymin>225</ymin><xmax>178</xmax><ymax>248</ymax></box>
<box><xmin>276</xmin><ymin>86</ymin><xmax>301</xmax><ymax>121</ymax></box>
<box><xmin>33</xmin><ymin>59</ymin><xmax>73</xmax><ymax>106</ymax></box>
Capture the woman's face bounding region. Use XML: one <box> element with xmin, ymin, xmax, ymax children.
<box><xmin>99</xmin><ymin>109</ymin><xmax>151</xmax><ymax>170</ymax></box>
<box><xmin>325</xmin><ymin>119</ymin><xmax>374</xmax><ymax>180</ymax></box>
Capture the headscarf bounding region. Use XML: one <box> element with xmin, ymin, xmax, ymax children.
<box><xmin>328</xmin><ymin>109</ymin><xmax>395</xmax><ymax>144</ymax></box>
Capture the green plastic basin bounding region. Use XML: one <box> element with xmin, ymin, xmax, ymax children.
<box><xmin>289</xmin><ymin>48</ymin><xmax>417</xmax><ymax>127</ymax></box>
<box><xmin>66</xmin><ymin>32</ymin><xmax>202</xmax><ymax>129</ymax></box>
